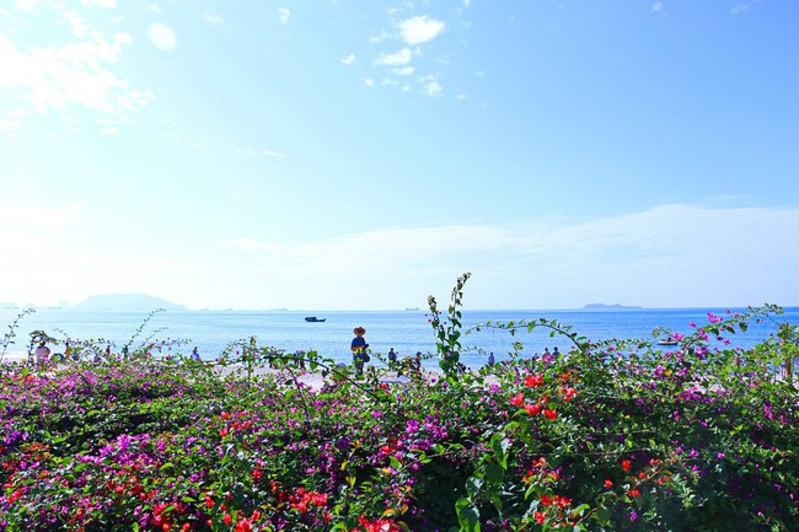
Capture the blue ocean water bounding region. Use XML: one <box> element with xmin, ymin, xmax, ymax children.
<box><xmin>2</xmin><ymin>307</ymin><xmax>797</xmax><ymax>368</ymax></box>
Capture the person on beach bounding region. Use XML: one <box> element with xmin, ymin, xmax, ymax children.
<box><xmin>351</xmin><ymin>326</ymin><xmax>368</xmax><ymax>376</ymax></box>
<box><xmin>487</xmin><ymin>351</ymin><xmax>495</xmax><ymax>366</ymax></box>
<box><xmin>553</xmin><ymin>346</ymin><xmax>560</xmax><ymax>356</ymax></box>
<box><xmin>388</xmin><ymin>347</ymin><xmax>397</xmax><ymax>371</ymax></box>
<box><xmin>34</xmin><ymin>342</ymin><xmax>51</xmax><ymax>366</ymax></box>
<box><xmin>190</xmin><ymin>346</ymin><xmax>200</xmax><ymax>361</ymax></box>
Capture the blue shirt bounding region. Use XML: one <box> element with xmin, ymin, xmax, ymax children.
<box><xmin>351</xmin><ymin>336</ymin><xmax>366</xmax><ymax>351</ymax></box>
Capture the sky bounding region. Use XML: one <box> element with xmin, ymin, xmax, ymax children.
<box><xmin>1</xmin><ymin>0</ymin><xmax>798</xmax><ymax>311</ymax></box>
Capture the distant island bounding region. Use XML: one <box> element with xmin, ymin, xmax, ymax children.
<box><xmin>72</xmin><ymin>293</ymin><xmax>185</xmax><ymax>311</ymax></box>
<box><xmin>583</xmin><ymin>303</ymin><xmax>643</xmax><ymax>311</ymax></box>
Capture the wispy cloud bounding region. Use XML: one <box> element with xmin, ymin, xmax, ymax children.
<box><xmin>223</xmin><ymin>204</ymin><xmax>799</xmax><ymax>308</ymax></box>
<box><xmin>340</xmin><ymin>53</ymin><xmax>356</xmax><ymax>66</ymax></box>
<box><xmin>235</xmin><ymin>148</ymin><xmax>285</xmax><ymax>158</ymax></box>
<box><xmin>278</xmin><ymin>7</ymin><xmax>290</xmax><ymax>25</ymax></box>
<box><xmin>81</xmin><ymin>0</ymin><xmax>116</xmax><ymax>8</ymax></box>
<box><xmin>374</xmin><ymin>47</ymin><xmax>414</xmax><ymax>66</ymax></box>
<box><xmin>0</xmin><ymin>108</ymin><xmax>27</xmax><ymax>132</ymax></box>
<box><xmin>651</xmin><ymin>2</ymin><xmax>663</xmax><ymax>12</ymax></box>
<box><xmin>393</xmin><ymin>66</ymin><xmax>414</xmax><ymax>76</ymax></box>
<box><xmin>729</xmin><ymin>3</ymin><xmax>748</xmax><ymax>16</ymax></box>
<box><xmin>204</xmin><ymin>11</ymin><xmax>223</xmax><ymax>25</ymax></box>
<box><xmin>0</xmin><ymin>204</ymin><xmax>82</xmax><ymax>230</ymax></box>
<box><xmin>398</xmin><ymin>15</ymin><xmax>445</xmax><ymax>45</ymax></box>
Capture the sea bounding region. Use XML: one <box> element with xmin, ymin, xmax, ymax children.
<box><xmin>2</xmin><ymin>307</ymin><xmax>797</xmax><ymax>369</ymax></box>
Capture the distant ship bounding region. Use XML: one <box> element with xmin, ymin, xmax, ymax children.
<box><xmin>405</xmin><ymin>307</ymin><xmax>420</xmax><ymax>311</ymax></box>
<box><xmin>304</xmin><ymin>316</ymin><xmax>326</xmax><ymax>322</ymax></box>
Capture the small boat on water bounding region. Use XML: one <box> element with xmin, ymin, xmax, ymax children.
<box><xmin>304</xmin><ymin>316</ymin><xmax>326</xmax><ymax>323</ymax></box>
<box><xmin>657</xmin><ymin>337</ymin><xmax>679</xmax><ymax>346</ymax></box>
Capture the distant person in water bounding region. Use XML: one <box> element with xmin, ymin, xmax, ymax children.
<box><xmin>351</xmin><ymin>327</ymin><xmax>368</xmax><ymax>376</ymax></box>
<box><xmin>487</xmin><ymin>352</ymin><xmax>495</xmax><ymax>367</ymax></box>
<box><xmin>388</xmin><ymin>347</ymin><xmax>397</xmax><ymax>370</ymax></box>
<box><xmin>190</xmin><ymin>346</ymin><xmax>200</xmax><ymax>361</ymax></box>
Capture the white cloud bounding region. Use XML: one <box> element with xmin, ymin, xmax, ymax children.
<box><xmin>226</xmin><ymin>237</ymin><xmax>284</xmax><ymax>253</ymax></box>
<box><xmin>652</xmin><ymin>2</ymin><xmax>663</xmax><ymax>12</ymax></box>
<box><xmin>364</xmin><ymin>78</ymin><xmax>376</xmax><ymax>86</ymax></box>
<box><xmin>0</xmin><ymin>108</ymin><xmax>27</xmax><ymax>131</ymax></box>
<box><xmin>374</xmin><ymin>47</ymin><xmax>414</xmax><ymax>66</ymax></box>
<box><xmin>420</xmin><ymin>76</ymin><xmax>443</xmax><ymax>97</ymax></box>
<box><xmin>148</xmin><ymin>22</ymin><xmax>177</xmax><ymax>51</ymax></box>
<box><xmin>99</xmin><ymin>126</ymin><xmax>117</xmax><ymax>134</ymax></box>
<box><xmin>15</xmin><ymin>0</ymin><xmax>41</xmax><ymax>10</ymax></box>
<box><xmin>81</xmin><ymin>0</ymin><xmax>116</xmax><ymax>8</ymax></box>
<box><xmin>0</xmin><ymin>204</ymin><xmax>81</xmax><ymax>229</ymax></box>
<box><xmin>369</xmin><ymin>30</ymin><xmax>391</xmax><ymax>44</ymax></box>
<box><xmin>393</xmin><ymin>66</ymin><xmax>414</xmax><ymax>76</ymax></box>
<box><xmin>278</xmin><ymin>7</ymin><xmax>290</xmax><ymax>25</ymax></box>
<box><xmin>0</xmin><ymin>13</ymin><xmax>152</xmax><ymax>121</ymax></box>
<box><xmin>398</xmin><ymin>15</ymin><xmax>445</xmax><ymax>45</ymax></box>
<box><xmin>729</xmin><ymin>3</ymin><xmax>748</xmax><ymax>15</ymax></box>
<box><xmin>147</xmin><ymin>3</ymin><xmax>160</xmax><ymax>13</ymax></box>
<box><xmin>204</xmin><ymin>11</ymin><xmax>223</xmax><ymax>25</ymax></box>
<box><xmin>340</xmin><ymin>53</ymin><xmax>356</xmax><ymax>66</ymax></box>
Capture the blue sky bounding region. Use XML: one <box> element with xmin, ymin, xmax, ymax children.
<box><xmin>1</xmin><ymin>0</ymin><xmax>797</xmax><ymax>310</ymax></box>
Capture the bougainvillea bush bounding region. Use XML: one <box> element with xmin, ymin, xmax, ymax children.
<box><xmin>1</xmin><ymin>304</ymin><xmax>796</xmax><ymax>531</ymax></box>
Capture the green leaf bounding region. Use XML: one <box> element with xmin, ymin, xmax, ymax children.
<box><xmin>455</xmin><ymin>497</ymin><xmax>481</xmax><ymax>532</ymax></box>
<box><xmin>485</xmin><ymin>463</ymin><xmax>505</xmax><ymax>484</ymax></box>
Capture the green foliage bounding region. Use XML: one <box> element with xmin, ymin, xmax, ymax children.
<box><xmin>428</xmin><ymin>271</ymin><xmax>471</xmax><ymax>379</ymax></box>
<box><xmin>0</xmin><ymin>283</ymin><xmax>797</xmax><ymax>531</ymax></box>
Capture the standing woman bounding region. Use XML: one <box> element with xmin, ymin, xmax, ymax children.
<box><xmin>351</xmin><ymin>326</ymin><xmax>368</xmax><ymax>376</ymax></box>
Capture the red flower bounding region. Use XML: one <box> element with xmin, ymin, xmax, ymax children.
<box><xmin>524</xmin><ymin>374</ymin><xmax>544</xmax><ymax>387</ymax></box>
<box><xmin>235</xmin><ymin>518</ymin><xmax>253</xmax><ymax>532</ymax></box>
<box><xmin>543</xmin><ymin>409</ymin><xmax>557</xmax><ymax>420</ymax></box>
<box><xmin>540</xmin><ymin>495</ymin><xmax>554</xmax><ymax>507</ymax></box>
<box><xmin>524</xmin><ymin>402</ymin><xmax>542</xmax><ymax>416</ymax></box>
<box><xmin>604</xmin><ymin>479</ymin><xmax>613</xmax><ymax>488</ymax></box>
<box><xmin>223</xmin><ymin>513</ymin><xmax>232</xmax><ymax>526</ymax></box>
<box><xmin>628</xmin><ymin>489</ymin><xmax>640</xmax><ymax>498</ymax></box>
<box><xmin>510</xmin><ymin>392</ymin><xmax>525</xmax><ymax>407</ymax></box>
<box><xmin>622</xmin><ymin>459</ymin><xmax>631</xmax><ymax>472</ymax></box>
<box><xmin>534</xmin><ymin>511</ymin><xmax>545</xmax><ymax>524</ymax></box>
